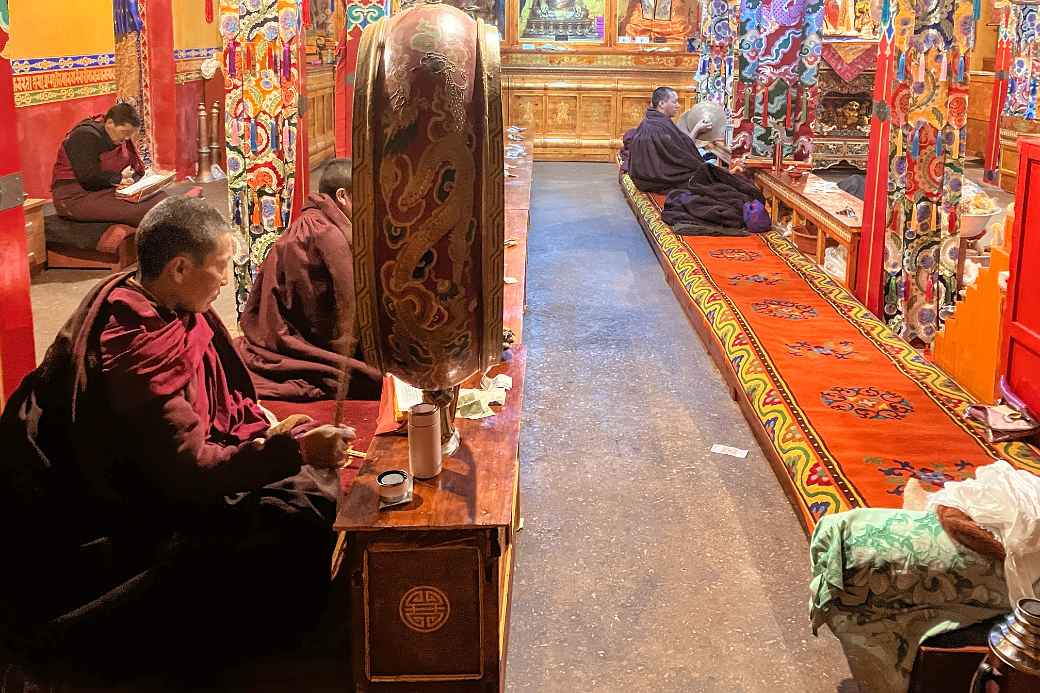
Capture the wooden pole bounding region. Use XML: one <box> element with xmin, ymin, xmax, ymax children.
<box><xmin>197</xmin><ymin>101</ymin><xmax>215</xmax><ymax>182</ymax></box>
<box><xmin>210</xmin><ymin>101</ymin><xmax>222</xmax><ymax>166</ymax></box>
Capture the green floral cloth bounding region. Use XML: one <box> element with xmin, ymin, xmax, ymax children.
<box><xmin>809</xmin><ymin>509</ymin><xmax>1009</xmax><ymax>692</ymax></box>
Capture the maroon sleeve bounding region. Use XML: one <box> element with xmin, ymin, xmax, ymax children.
<box><xmin>129</xmin><ymin>392</ymin><xmax>303</xmax><ymax>503</ymax></box>
<box><xmin>100</xmin><ymin>307</ymin><xmax>303</xmax><ymax>504</ymax></box>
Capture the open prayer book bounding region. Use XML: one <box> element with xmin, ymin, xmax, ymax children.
<box><xmin>115</xmin><ymin>170</ymin><xmax>175</xmax><ymax>203</ymax></box>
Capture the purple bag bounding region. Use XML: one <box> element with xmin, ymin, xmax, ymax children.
<box><xmin>742</xmin><ymin>200</ymin><xmax>772</xmax><ymax>234</ymax></box>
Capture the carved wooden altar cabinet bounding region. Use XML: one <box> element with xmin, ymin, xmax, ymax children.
<box><xmin>501</xmin><ymin>0</ymin><xmax>699</xmax><ymax>161</ymax></box>
<box><xmin>813</xmin><ymin>38</ymin><xmax>877</xmax><ymax>170</ymax></box>
<box><xmin>335</xmin><ymin>356</ymin><xmax>526</xmax><ymax>692</ymax></box>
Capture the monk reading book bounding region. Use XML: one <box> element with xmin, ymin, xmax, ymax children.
<box><xmin>237</xmin><ymin>158</ymin><xmax>383</xmax><ymax>402</ymax></box>
<box><xmin>50</xmin><ymin>103</ymin><xmax>169</xmax><ymax>227</ymax></box>
<box><xmin>0</xmin><ymin>197</ymin><xmax>356</xmax><ymax>684</ymax></box>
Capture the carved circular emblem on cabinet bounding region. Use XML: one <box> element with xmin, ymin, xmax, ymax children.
<box><xmin>399</xmin><ymin>586</ymin><xmax>451</xmax><ymax>633</ymax></box>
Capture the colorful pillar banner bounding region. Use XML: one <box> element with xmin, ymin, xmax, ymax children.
<box><xmin>695</xmin><ymin>0</ymin><xmax>737</xmax><ymax>125</ymax></box>
<box><xmin>335</xmin><ymin>0</ymin><xmax>386</xmax><ymax>157</ymax></box>
<box><xmin>731</xmin><ymin>0</ymin><xmax>824</xmax><ymax>162</ymax></box>
<box><xmin>875</xmin><ymin>0</ymin><xmax>976</xmax><ymax>344</ymax></box>
<box><xmin>114</xmin><ymin>0</ymin><xmax>155</xmax><ymax>168</ymax></box>
<box><xmin>1002</xmin><ymin>2</ymin><xmax>1040</xmax><ymax>119</ymax></box>
<box><xmin>220</xmin><ymin>0</ymin><xmax>303</xmax><ymax>312</ymax></box>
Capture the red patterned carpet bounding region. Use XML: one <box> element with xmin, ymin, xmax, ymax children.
<box><xmin>623</xmin><ymin>174</ymin><xmax>1040</xmax><ymax>530</ymax></box>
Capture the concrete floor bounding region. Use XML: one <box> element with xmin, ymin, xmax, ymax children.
<box><xmin>504</xmin><ymin>163</ymin><xmax>857</xmax><ymax>692</ymax></box>
<box><xmin>25</xmin><ymin>164</ymin><xmax>858</xmax><ymax>692</ymax></box>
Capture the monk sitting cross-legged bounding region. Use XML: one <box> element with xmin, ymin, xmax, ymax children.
<box><xmin>51</xmin><ymin>102</ymin><xmax>168</xmax><ymax>227</ymax></box>
<box><xmin>237</xmin><ymin>157</ymin><xmax>383</xmax><ymax>402</ymax></box>
<box><xmin>0</xmin><ymin>198</ymin><xmax>356</xmax><ymax>685</ymax></box>
<box><xmin>622</xmin><ymin>87</ymin><xmax>768</xmax><ymax>236</ymax></box>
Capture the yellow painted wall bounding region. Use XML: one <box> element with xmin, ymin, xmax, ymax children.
<box><xmin>3</xmin><ymin>0</ymin><xmax>114</xmax><ymax>59</ymax></box>
<box><xmin>173</xmin><ymin>0</ymin><xmax>221</xmax><ymax>49</ymax></box>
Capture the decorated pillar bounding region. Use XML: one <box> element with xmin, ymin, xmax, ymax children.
<box><xmin>220</xmin><ymin>0</ymin><xmax>305</xmax><ymax>311</ymax></box>
<box><xmin>335</xmin><ymin>0</ymin><xmax>386</xmax><ymax>157</ymax></box>
<box><xmin>113</xmin><ymin>0</ymin><xmax>177</xmax><ymax>172</ymax></box>
<box><xmin>114</xmin><ymin>0</ymin><xmax>154</xmax><ymax>166</ymax></box>
<box><xmin>867</xmin><ymin>0</ymin><xmax>976</xmax><ymax>344</ymax></box>
<box><xmin>855</xmin><ymin>33</ymin><xmax>893</xmax><ymax>313</ymax></box>
<box><xmin>0</xmin><ymin>0</ymin><xmax>36</xmax><ymax>403</ymax></box>
<box><xmin>730</xmin><ymin>0</ymin><xmax>824</xmax><ymax>164</ymax></box>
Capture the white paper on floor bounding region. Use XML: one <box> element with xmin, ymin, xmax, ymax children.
<box><xmin>711</xmin><ymin>444</ymin><xmax>749</xmax><ymax>459</ymax></box>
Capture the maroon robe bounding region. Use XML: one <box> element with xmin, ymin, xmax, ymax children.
<box><xmin>237</xmin><ymin>192</ymin><xmax>382</xmax><ymax>401</ymax></box>
<box><xmin>51</xmin><ymin>116</ymin><xmax>167</xmax><ymax>226</ymax></box>
<box><xmin>0</xmin><ymin>273</ymin><xmax>337</xmax><ymax>679</ymax></box>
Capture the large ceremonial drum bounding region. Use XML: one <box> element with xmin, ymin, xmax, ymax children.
<box><xmin>352</xmin><ymin>3</ymin><xmax>504</xmax><ymax>392</ymax></box>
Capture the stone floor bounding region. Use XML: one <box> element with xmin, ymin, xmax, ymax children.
<box><xmin>25</xmin><ymin>164</ymin><xmax>859</xmax><ymax>692</ymax></box>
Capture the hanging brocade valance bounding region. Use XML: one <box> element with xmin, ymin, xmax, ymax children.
<box><xmin>220</xmin><ymin>0</ymin><xmax>303</xmax><ymax>312</ymax></box>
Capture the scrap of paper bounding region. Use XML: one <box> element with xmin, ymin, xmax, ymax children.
<box><xmin>711</xmin><ymin>444</ymin><xmax>749</xmax><ymax>459</ymax></box>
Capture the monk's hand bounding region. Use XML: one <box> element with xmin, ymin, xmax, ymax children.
<box><xmin>691</xmin><ymin>117</ymin><xmax>713</xmax><ymax>139</ymax></box>
<box><xmin>299</xmin><ymin>424</ymin><xmax>357</xmax><ymax>469</ymax></box>
<box><xmin>119</xmin><ymin>166</ymin><xmax>135</xmax><ymax>187</ymax></box>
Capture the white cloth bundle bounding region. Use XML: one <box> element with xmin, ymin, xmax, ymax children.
<box><xmin>927</xmin><ymin>460</ymin><xmax>1040</xmax><ymax>602</ymax></box>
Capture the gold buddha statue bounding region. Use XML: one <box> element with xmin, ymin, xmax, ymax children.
<box><xmin>522</xmin><ymin>0</ymin><xmax>598</xmax><ymax>39</ymax></box>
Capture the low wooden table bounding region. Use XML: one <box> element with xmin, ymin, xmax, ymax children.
<box><xmin>334</xmin><ymin>349</ymin><xmax>525</xmax><ymax>692</ymax></box>
<box><xmin>756</xmin><ymin>170</ymin><xmax>863</xmax><ymax>290</ymax></box>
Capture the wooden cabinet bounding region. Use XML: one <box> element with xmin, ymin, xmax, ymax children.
<box><xmin>23</xmin><ymin>197</ymin><xmax>45</xmax><ymax>273</ymax></box>
<box><xmin>305</xmin><ymin>65</ymin><xmax>336</xmax><ymax>169</ymax></box>
<box><xmin>966</xmin><ymin>71</ymin><xmax>995</xmax><ymax>160</ymax></box>
<box><xmin>1001</xmin><ymin>136</ymin><xmax>1040</xmax><ymax>416</ymax></box>
<box><xmin>503</xmin><ymin>52</ymin><xmax>698</xmax><ymax>161</ymax></box>
<box><xmin>335</xmin><ymin>352</ymin><xmax>525</xmax><ymax>692</ymax></box>
<box><xmin>998</xmin><ymin>115</ymin><xmax>1040</xmax><ymax>194</ymax></box>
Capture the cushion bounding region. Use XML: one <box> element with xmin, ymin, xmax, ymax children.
<box><xmin>45</xmin><ymin>215</ymin><xmax>129</xmax><ymax>253</ymax></box>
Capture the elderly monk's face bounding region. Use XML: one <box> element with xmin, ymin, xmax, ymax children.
<box><xmin>656</xmin><ymin>92</ymin><xmax>680</xmax><ymax>119</ymax></box>
<box><xmin>174</xmin><ymin>233</ymin><xmax>233</xmax><ymax>313</ymax></box>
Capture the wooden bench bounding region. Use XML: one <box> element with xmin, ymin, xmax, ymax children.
<box><xmin>756</xmin><ymin>170</ymin><xmax>863</xmax><ymax>290</ymax></box>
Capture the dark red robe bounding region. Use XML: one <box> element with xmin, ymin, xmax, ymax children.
<box><xmin>0</xmin><ymin>273</ymin><xmax>337</xmax><ymax>680</ymax></box>
<box><xmin>51</xmin><ymin>116</ymin><xmax>167</xmax><ymax>226</ymax></box>
<box><xmin>237</xmin><ymin>192</ymin><xmax>382</xmax><ymax>401</ymax></box>
<box><xmin>622</xmin><ymin>108</ymin><xmax>765</xmax><ymax>235</ymax></box>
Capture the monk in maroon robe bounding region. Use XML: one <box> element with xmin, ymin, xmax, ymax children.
<box><xmin>237</xmin><ymin>158</ymin><xmax>382</xmax><ymax>401</ymax></box>
<box><xmin>0</xmin><ymin>198</ymin><xmax>355</xmax><ymax>684</ymax></box>
<box><xmin>622</xmin><ymin>87</ymin><xmax>766</xmax><ymax>234</ymax></box>
<box><xmin>51</xmin><ymin>103</ymin><xmax>167</xmax><ymax>227</ymax></box>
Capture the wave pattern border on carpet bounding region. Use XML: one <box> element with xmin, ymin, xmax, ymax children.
<box><xmin>620</xmin><ymin>172</ymin><xmax>1040</xmax><ymax>530</ymax></box>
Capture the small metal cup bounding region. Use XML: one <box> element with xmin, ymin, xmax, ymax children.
<box><xmin>376</xmin><ymin>469</ymin><xmax>412</xmax><ymax>504</ymax></box>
